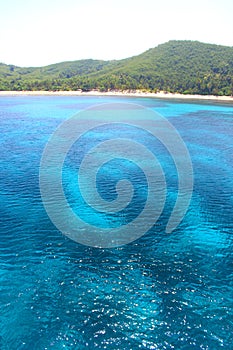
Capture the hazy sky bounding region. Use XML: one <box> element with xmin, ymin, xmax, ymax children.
<box><xmin>0</xmin><ymin>0</ymin><xmax>232</xmax><ymax>67</ymax></box>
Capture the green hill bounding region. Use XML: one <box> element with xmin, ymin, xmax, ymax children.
<box><xmin>0</xmin><ymin>40</ymin><xmax>232</xmax><ymax>95</ymax></box>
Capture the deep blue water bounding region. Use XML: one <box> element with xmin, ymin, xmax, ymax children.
<box><xmin>0</xmin><ymin>95</ymin><xmax>233</xmax><ymax>349</ymax></box>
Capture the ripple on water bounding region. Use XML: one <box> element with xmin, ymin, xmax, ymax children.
<box><xmin>0</xmin><ymin>96</ymin><xmax>233</xmax><ymax>349</ymax></box>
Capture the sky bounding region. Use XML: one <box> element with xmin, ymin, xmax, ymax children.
<box><xmin>0</xmin><ymin>0</ymin><xmax>233</xmax><ymax>67</ymax></box>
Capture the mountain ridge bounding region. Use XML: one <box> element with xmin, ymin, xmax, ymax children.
<box><xmin>0</xmin><ymin>40</ymin><xmax>232</xmax><ymax>95</ymax></box>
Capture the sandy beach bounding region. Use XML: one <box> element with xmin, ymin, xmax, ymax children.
<box><xmin>0</xmin><ymin>90</ymin><xmax>232</xmax><ymax>103</ymax></box>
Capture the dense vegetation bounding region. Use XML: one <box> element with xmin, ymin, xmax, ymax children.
<box><xmin>0</xmin><ymin>41</ymin><xmax>232</xmax><ymax>95</ymax></box>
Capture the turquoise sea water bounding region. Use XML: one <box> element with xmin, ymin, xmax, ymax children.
<box><xmin>0</xmin><ymin>95</ymin><xmax>233</xmax><ymax>349</ymax></box>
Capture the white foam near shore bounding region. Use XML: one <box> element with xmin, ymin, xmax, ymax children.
<box><xmin>0</xmin><ymin>90</ymin><xmax>232</xmax><ymax>102</ymax></box>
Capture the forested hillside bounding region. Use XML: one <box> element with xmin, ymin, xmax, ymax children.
<box><xmin>0</xmin><ymin>41</ymin><xmax>232</xmax><ymax>95</ymax></box>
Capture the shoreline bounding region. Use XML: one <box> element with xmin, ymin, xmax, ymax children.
<box><xmin>0</xmin><ymin>90</ymin><xmax>232</xmax><ymax>103</ymax></box>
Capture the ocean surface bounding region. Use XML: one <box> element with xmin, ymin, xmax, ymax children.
<box><xmin>0</xmin><ymin>95</ymin><xmax>233</xmax><ymax>349</ymax></box>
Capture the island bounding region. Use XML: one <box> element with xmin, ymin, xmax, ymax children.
<box><xmin>0</xmin><ymin>41</ymin><xmax>232</xmax><ymax>98</ymax></box>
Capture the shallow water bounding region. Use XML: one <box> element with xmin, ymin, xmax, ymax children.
<box><xmin>0</xmin><ymin>96</ymin><xmax>233</xmax><ymax>349</ymax></box>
